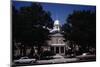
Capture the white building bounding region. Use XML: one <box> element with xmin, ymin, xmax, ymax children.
<box><xmin>47</xmin><ymin>20</ymin><xmax>67</xmax><ymax>55</ymax></box>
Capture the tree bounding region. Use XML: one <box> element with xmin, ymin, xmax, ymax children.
<box><xmin>12</xmin><ymin>3</ymin><xmax>53</xmax><ymax>57</ymax></box>
<box><xmin>63</xmin><ymin>10</ymin><xmax>96</xmax><ymax>53</ymax></box>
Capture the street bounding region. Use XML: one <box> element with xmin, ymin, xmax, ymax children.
<box><xmin>13</xmin><ymin>54</ymin><xmax>96</xmax><ymax>66</ymax></box>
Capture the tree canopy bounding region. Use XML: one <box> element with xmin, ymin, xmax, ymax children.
<box><xmin>12</xmin><ymin>3</ymin><xmax>54</xmax><ymax>51</ymax></box>
<box><xmin>62</xmin><ymin>10</ymin><xmax>96</xmax><ymax>50</ymax></box>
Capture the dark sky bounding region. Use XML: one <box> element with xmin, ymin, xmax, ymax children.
<box><xmin>12</xmin><ymin>1</ymin><xmax>96</xmax><ymax>25</ymax></box>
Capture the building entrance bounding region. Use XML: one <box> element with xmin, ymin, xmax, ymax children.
<box><xmin>51</xmin><ymin>46</ymin><xmax>65</xmax><ymax>55</ymax></box>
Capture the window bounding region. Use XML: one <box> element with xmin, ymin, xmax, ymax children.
<box><xmin>56</xmin><ymin>47</ymin><xmax>59</xmax><ymax>53</ymax></box>
<box><xmin>56</xmin><ymin>38</ymin><xmax>58</xmax><ymax>44</ymax></box>
<box><xmin>61</xmin><ymin>47</ymin><xmax>64</xmax><ymax>53</ymax></box>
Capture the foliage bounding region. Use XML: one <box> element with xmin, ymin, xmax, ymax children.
<box><xmin>12</xmin><ymin>3</ymin><xmax>53</xmax><ymax>57</ymax></box>
<box><xmin>63</xmin><ymin>10</ymin><xmax>96</xmax><ymax>52</ymax></box>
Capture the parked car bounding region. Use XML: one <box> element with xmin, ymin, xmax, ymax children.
<box><xmin>14</xmin><ymin>57</ymin><xmax>37</xmax><ymax>64</ymax></box>
<box><xmin>76</xmin><ymin>53</ymin><xmax>96</xmax><ymax>61</ymax></box>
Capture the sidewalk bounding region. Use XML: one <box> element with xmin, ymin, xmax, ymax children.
<box><xmin>36</xmin><ymin>57</ymin><xmax>79</xmax><ymax>64</ymax></box>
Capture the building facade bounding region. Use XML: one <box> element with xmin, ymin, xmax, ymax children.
<box><xmin>47</xmin><ymin>20</ymin><xmax>67</xmax><ymax>55</ymax></box>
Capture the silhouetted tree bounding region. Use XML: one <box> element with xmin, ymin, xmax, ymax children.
<box><xmin>12</xmin><ymin>3</ymin><xmax>53</xmax><ymax>57</ymax></box>
<box><xmin>63</xmin><ymin>10</ymin><xmax>96</xmax><ymax>53</ymax></box>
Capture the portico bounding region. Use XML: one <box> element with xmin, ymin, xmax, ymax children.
<box><xmin>51</xmin><ymin>45</ymin><xmax>65</xmax><ymax>55</ymax></box>
<box><xmin>47</xmin><ymin>20</ymin><xmax>66</xmax><ymax>55</ymax></box>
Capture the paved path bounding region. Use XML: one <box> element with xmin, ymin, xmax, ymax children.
<box><xmin>37</xmin><ymin>58</ymin><xmax>79</xmax><ymax>64</ymax></box>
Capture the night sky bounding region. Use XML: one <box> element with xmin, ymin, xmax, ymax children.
<box><xmin>12</xmin><ymin>1</ymin><xmax>96</xmax><ymax>25</ymax></box>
